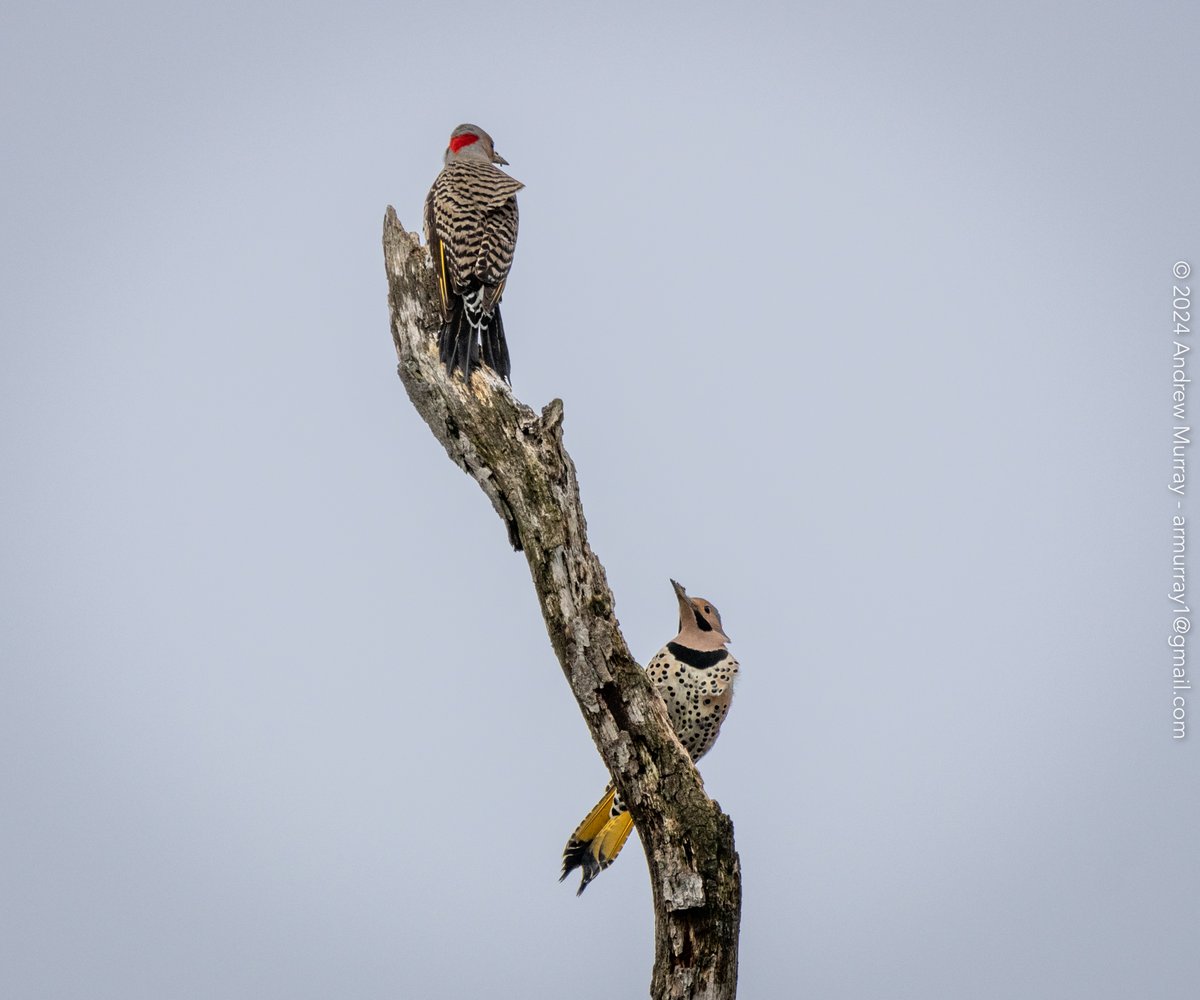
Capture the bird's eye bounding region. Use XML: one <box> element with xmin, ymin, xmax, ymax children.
<box><xmin>704</xmin><ymin>606</ymin><xmax>711</xmax><ymax>614</ymax></box>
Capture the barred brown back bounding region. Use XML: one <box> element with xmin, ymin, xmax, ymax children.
<box><xmin>424</xmin><ymin>159</ymin><xmax>523</xmax><ymax>309</ymax></box>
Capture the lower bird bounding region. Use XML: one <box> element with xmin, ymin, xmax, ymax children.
<box><xmin>423</xmin><ymin>123</ymin><xmax>523</xmax><ymax>383</ymax></box>
<box><xmin>560</xmin><ymin>580</ymin><xmax>739</xmax><ymax>895</ymax></box>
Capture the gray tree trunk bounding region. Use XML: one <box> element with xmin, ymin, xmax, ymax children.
<box><xmin>382</xmin><ymin>207</ymin><xmax>741</xmax><ymax>1000</ymax></box>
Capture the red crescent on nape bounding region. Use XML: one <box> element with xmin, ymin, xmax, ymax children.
<box><xmin>449</xmin><ymin>133</ymin><xmax>480</xmax><ymax>153</ymax></box>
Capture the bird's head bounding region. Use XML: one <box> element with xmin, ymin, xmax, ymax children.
<box><xmin>671</xmin><ymin>579</ymin><xmax>731</xmax><ymax>648</ymax></box>
<box><xmin>444</xmin><ymin>124</ymin><xmax>508</xmax><ymax>166</ymax></box>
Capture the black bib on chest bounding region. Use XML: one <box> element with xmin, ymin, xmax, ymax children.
<box><xmin>665</xmin><ymin>642</ymin><xmax>729</xmax><ymax>669</ymax></box>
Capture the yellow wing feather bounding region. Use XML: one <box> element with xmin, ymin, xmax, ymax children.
<box><xmin>436</xmin><ymin>239</ymin><xmax>449</xmax><ymax>312</ymax></box>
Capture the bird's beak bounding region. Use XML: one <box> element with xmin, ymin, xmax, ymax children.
<box><xmin>670</xmin><ymin>578</ymin><xmax>690</xmax><ymax>615</ymax></box>
<box><xmin>493</xmin><ymin>151</ymin><xmax>509</xmax><ymax>165</ymax></box>
<box><xmin>671</xmin><ymin>579</ymin><xmax>690</xmax><ymax>630</ymax></box>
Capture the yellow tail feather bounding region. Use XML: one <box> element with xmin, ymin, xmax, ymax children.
<box><xmin>569</xmin><ymin>785</ymin><xmax>618</xmax><ymax>845</ymax></box>
<box><xmin>560</xmin><ymin>785</ymin><xmax>636</xmax><ymax>894</ymax></box>
<box><xmin>591</xmin><ymin>812</ymin><xmax>635</xmax><ymax>868</ymax></box>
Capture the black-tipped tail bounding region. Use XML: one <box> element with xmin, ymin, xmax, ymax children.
<box><xmin>558</xmin><ymin>787</ymin><xmax>634</xmax><ymax>896</ymax></box>
<box><xmin>437</xmin><ymin>292</ymin><xmax>511</xmax><ymax>384</ymax></box>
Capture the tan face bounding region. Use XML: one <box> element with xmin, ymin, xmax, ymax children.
<box><xmin>689</xmin><ymin>595</ymin><xmax>722</xmax><ymax>631</ymax></box>
<box><xmin>671</xmin><ymin>579</ymin><xmax>731</xmax><ymax>643</ymax></box>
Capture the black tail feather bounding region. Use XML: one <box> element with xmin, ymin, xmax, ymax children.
<box><xmin>437</xmin><ymin>300</ymin><xmax>463</xmax><ymax>371</ymax></box>
<box><xmin>437</xmin><ymin>305</ymin><xmax>473</xmax><ymax>383</ymax></box>
<box><xmin>480</xmin><ymin>306</ymin><xmax>511</xmax><ymax>383</ymax></box>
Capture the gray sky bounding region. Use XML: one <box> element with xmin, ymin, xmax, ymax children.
<box><xmin>2</xmin><ymin>1</ymin><xmax>1197</xmax><ymax>997</ymax></box>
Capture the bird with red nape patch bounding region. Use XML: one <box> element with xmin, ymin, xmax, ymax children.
<box><xmin>424</xmin><ymin>124</ymin><xmax>523</xmax><ymax>383</ymax></box>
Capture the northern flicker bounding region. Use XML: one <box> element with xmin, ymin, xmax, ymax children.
<box><xmin>424</xmin><ymin>123</ymin><xmax>523</xmax><ymax>383</ymax></box>
<box><xmin>560</xmin><ymin>580</ymin><xmax>739</xmax><ymax>895</ymax></box>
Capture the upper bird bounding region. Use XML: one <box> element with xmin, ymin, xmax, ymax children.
<box><xmin>424</xmin><ymin>124</ymin><xmax>523</xmax><ymax>383</ymax></box>
<box><xmin>560</xmin><ymin>580</ymin><xmax>740</xmax><ymax>895</ymax></box>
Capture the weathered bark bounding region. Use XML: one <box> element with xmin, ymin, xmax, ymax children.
<box><xmin>382</xmin><ymin>207</ymin><xmax>740</xmax><ymax>999</ymax></box>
